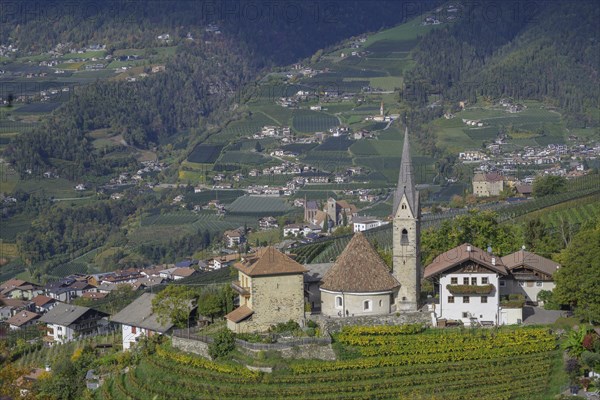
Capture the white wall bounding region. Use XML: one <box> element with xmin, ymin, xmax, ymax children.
<box><xmin>438</xmin><ymin>272</ymin><xmax>500</xmax><ymax>326</ymax></box>
<box><xmin>122</xmin><ymin>324</ymin><xmax>150</xmax><ymax>350</ymax></box>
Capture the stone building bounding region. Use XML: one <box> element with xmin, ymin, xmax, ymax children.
<box><xmin>472</xmin><ymin>172</ymin><xmax>504</xmax><ymax>197</ymax></box>
<box><xmin>226</xmin><ymin>247</ymin><xmax>307</xmax><ymax>333</ymax></box>
<box><xmin>320</xmin><ymin>232</ymin><xmax>400</xmax><ymax>317</ymax></box>
<box><xmin>392</xmin><ymin>128</ymin><xmax>421</xmax><ymax>311</ymax></box>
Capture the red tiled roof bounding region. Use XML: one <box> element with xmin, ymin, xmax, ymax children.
<box><xmin>225</xmin><ymin>305</ymin><xmax>254</xmax><ymax>323</ymax></box>
<box><xmin>234</xmin><ymin>247</ymin><xmax>307</xmax><ymax>277</ymax></box>
<box><xmin>31</xmin><ymin>295</ymin><xmax>56</xmax><ymax>307</ymax></box>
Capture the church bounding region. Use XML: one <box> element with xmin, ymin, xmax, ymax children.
<box><xmin>318</xmin><ymin>128</ymin><xmax>422</xmax><ymax>315</ymax></box>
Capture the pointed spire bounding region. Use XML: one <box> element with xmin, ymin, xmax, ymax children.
<box><xmin>393</xmin><ymin>127</ymin><xmax>417</xmax><ymax>215</ymax></box>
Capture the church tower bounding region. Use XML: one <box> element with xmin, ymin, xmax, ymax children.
<box><xmin>392</xmin><ymin>128</ymin><xmax>421</xmax><ymax>311</ymax></box>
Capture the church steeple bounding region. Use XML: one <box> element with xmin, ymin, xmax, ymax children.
<box><xmin>393</xmin><ymin>127</ymin><xmax>418</xmax><ymax>216</ymax></box>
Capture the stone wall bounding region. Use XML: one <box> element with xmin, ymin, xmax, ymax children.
<box><xmin>313</xmin><ymin>311</ymin><xmax>433</xmax><ymax>334</ymax></box>
<box><xmin>250</xmin><ymin>273</ymin><xmax>305</xmax><ymax>332</ymax></box>
<box><xmin>172</xmin><ymin>335</ymin><xmax>212</xmax><ymax>360</ymax></box>
<box><xmin>237</xmin><ymin>342</ymin><xmax>336</xmax><ymax>361</ymax></box>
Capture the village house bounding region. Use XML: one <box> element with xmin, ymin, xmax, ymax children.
<box><xmin>7</xmin><ymin>310</ymin><xmax>40</xmax><ymax>330</ymax></box>
<box><xmin>224</xmin><ymin>228</ymin><xmax>246</xmax><ymax>248</ymax></box>
<box><xmin>111</xmin><ymin>293</ymin><xmax>192</xmax><ymax>350</ymax></box>
<box><xmin>40</xmin><ymin>303</ymin><xmax>110</xmax><ymax>345</ymax></box>
<box><xmin>30</xmin><ymin>295</ymin><xmax>58</xmax><ymax>314</ymax></box>
<box><xmin>0</xmin><ymin>279</ymin><xmax>43</xmax><ymax>300</ymax></box>
<box><xmin>226</xmin><ymin>247</ymin><xmax>307</xmax><ymax>333</ymax></box>
<box><xmin>320</xmin><ymin>232</ymin><xmax>400</xmax><ymax>317</ymax></box>
<box><xmin>171</xmin><ymin>267</ymin><xmax>198</xmax><ymax>281</ymax></box>
<box><xmin>352</xmin><ymin>216</ymin><xmax>388</xmax><ymax>232</ymax></box>
<box><xmin>500</xmin><ymin>249</ymin><xmax>559</xmax><ymax>304</ymax></box>
<box><xmin>473</xmin><ymin>172</ymin><xmax>504</xmax><ymax>197</ymax></box>
<box><xmin>424</xmin><ymin>244</ymin><xmax>508</xmax><ymax>326</ymax></box>
<box><xmin>0</xmin><ymin>297</ymin><xmax>32</xmax><ymax>320</ymax></box>
<box><xmin>258</xmin><ymin>216</ymin><xmax>279</xmax><ymax>230</ymax></box>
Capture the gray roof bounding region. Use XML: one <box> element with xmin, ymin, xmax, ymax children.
<box><xmin>393</xmin><ymin>128</ymin><xmax>418</xmax><ymax>216</ymax></box>
<box><xmin>40</xmin><ymin>303</ymin><xmax>107</xmax><ymax>326</ymax></box>
<box><xmin>304</xmin><ymin>263</ymin><xmax>334</xmax><ymax>283</ymax></box>
<box><xmin>110</xmin><ymin>293</ymin><xmax>174</xmax><ymax>333</ymax></box>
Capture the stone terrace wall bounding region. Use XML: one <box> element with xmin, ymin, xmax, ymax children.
<box><xmin>313</xmin><ymin>311</ymin><xmax>434</xmax><ymax>334</ymax></box>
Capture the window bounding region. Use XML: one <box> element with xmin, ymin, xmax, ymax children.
<box><xmin>463</xmin><ymin>277</ymin><xmax>469</xmax><ymax>285</ymax></box>
<box><xmin>401</xmin><ymin>229</ymin><xmax>409</xmax><ymax>244</ymax></box>
<box><xmin>535</xmin><ymin>281</ymin><xmax>542</xmax><ymax>287</ymax></box>
<box><xmin>499</xmin><ymin>280</ymin><xmax>506</xmax><ymax>287</ymax></box>
<box><xmin>471</xmin><ymin>277</ymin><xmax>477</xmax><ymax>285</ymax></box>
<box><xmin>481</xmin><ymin>296</ymin><xmax>488</xmax><ymax>303</ymax></box>
<box><xmin>448</xmin><ymin>296</ymin><xmax>455</xmax><ymax>303</ymax></box>
<box><xmin>450</xmin><ymin>277</ymin><xmax>458</xmax><ymax>285</ymax></box>
<box><xmin>132</xmin><ymin>326</ymin><xmax>137</xmax><ymax>334</ymax></box>
<box><xmin>335</xmin><ymin>296</ymin><xmax>343</xmax><ymax>309</ymax></box>
<box><xmin>363</xmin><ymin>300</ymin><xmax>372</xmax><ymax>312</ymax></box>
<box><xmin>482</xmin><ymin>277</ymin><xmax>489</xmax><ymax>284</ymax></box>
<box><xmin>378</xmin><ymin>300</ymin><xmax>382</xmax><ymax>307</ymax></box>
<box><xmin>462</xmin><ymin>312</ymin><xmax>469</xmax><ymax>318</ymax></box>
<box><xmin>401</xmin><ymin>204</ymin><xmax>407</xmax><ymax>210</ymax></box>
<box><xmin>463</xmin><ymin>296</ymin><xmax>470</xmax><ymax>303</ymax></box>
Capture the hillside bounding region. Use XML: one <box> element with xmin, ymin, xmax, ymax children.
<box><xmin>406</xmin><ymin>0</ymin><xmax>599</xmax><ymax>127</ymax></box>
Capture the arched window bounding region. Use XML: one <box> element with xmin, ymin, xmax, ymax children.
<box><xmin>363</xmin><ymin>300</ymin><xmax>372</xmax><ymax>312</ymax></box>
<box><xmin>401</xmin><ymin>203</ymin><xmax>407</xmax><ymax>210</ymax></box>
<box><xmin>378</xmin><ymin>299</ymin><xmax>382</xmax><ymax>307</ymax></box>
<box><xmin>335</xmin><ymin>296</ymin><xmax>343</xmax><ymax>309</ymax></box>
<box><xmin>401</xmin><ymin>228</ymin><xmax>409</xmax><ymax>244</ymax></box>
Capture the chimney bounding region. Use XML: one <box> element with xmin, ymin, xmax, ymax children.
<box><xmin>491</xmin><ymin>257</ymin><xmax>496</xmax><ymax>266</ymax></box>
<box><xmin>466</xmin><ymin>245</ymin><xmax>472</xmax><ymax>252</ymax></box>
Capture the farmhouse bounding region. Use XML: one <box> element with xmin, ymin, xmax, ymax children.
<box><xmin>226</xmin><ymin>247</ymin><xmax>307</xmax><ymax>333</ymax></box>
<box><xmin>320</xmin><ymin>232</ymin><xmax>400</xmax><ymax>317</ymax></box>
<box><xmin>500</xmin><ymin>249</ymin><xmax>559</xmax><ymax>303</ymax></box>
<box><xmin>353</xmin><ymin>216</ymin><xmax>388</xmax><ymax>232</ymax></box>
<box><xmin>111</xmin><ymin>293</ymin><xmax>187</xmax><ymax>351</ymax></box>
<box><xmin>424</xmin><ymin>244</ymin><xmax>507</xmax><ymax>326</ymax></box>
<box><xmin>0</xmin><ymin>279</ymin><xmax>43</xmax><ymax>300</ymax></box>
<box><xmin>224</xmin><ymin>228</ymin><xmax>246</xmax><ymax>248</ymax></box>
<box><xmin>7</xmin><ymin>310</ymin><xmax>40</xmax><ymax>330</ymax></box>
<box><xmin>40</xmin><ymin>303</ymin><xmax>110</xmax><ymax>344</ymax></box>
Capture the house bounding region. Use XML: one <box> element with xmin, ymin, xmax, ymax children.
<box><xmin>45</xmin><ymin>278</ymin><xmax>95</xmax><ymax>303</ymax></box>
<box><xmin>424</xmin><ymin>243</ymin><xmax>510</xmax><ymax>326</ymax></box>
<box><xmin>224</xmin><ymin>228</ymin><xmax>246</xmax><ymax>248</ymax></box>
<box><xmin>81</xmin><ymin>292</ymin><xmax>108</xmax><ymax>301</ymax></box>
<box><xmin>226</xmin><ymin>247</ymin><xmax>307</xmax><ymax>333</ymax></box>
<box><xmin>320</xmin><ymin>232</ymin><xmax>400</xmax><ymax>317</ymax></box>
<box><xmin>0</xmin><ymin>297</ymin><xmax>32</xmax><ymax>320</ymax></box>
<box><xmin>40</xmin><ymin>303</ymin><xmax>110</xmax><ymax>344</ymax></box>
<box><xmin>515</xmin><ymin>184</ymin><xmax>533</xmax><ymax>197</ymax></box>
<box><xmin>31</xmin><ymin>295</ymin><xmax>57</xmax><ymax>314</ymax></box>
<box><xmin>172</xmin><ymin>267</ymin><xmax>198</xmax><ymax>280</ymax></box>
<box><xmin>0</xmin><ymin>279</ymin><xmax>43</xmax><ymax>300</ymax></box>
<box><xmin>258</xmin><ymin>216</ymin><xmax>278</xmax><ymax>230</ymax></box>
<box><xmin>473</xmin><ymin>172</ymin><xmax>504</xmax><ymax>197</ymax></box>
<box><xmin>7</xmin><ymin>310</ymin><xmax>40</xmax><ymax>330</ymax></box>
<box><xmin>111</xmin><ymin>293</ymin><xmax>190</xmax><ymax>350</ymax></box>
<box><xmin>500</xmin><ymin>250</ymin><xmax>559</xmax><ymax>304</ymax></box>
<box><xmin>353</xmin><ymin>216</ymin><xmax>388</xmax><ymax>232</ymax></box>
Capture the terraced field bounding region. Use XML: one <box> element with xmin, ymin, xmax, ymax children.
<box><xmin>98</xmin><ymin>326</ymin><xmax>560</xmax><ymax>400</ymax></box>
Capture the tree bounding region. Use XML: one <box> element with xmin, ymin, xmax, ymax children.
<box><xmin>532</xmin><ymin>175</ymin><xmax>567</xmax><ymax>197</ymax></box>
<box><xmin>197</xmin><ymin>291</ymin><xmax>222</xmax><ymax>322</ymax></box>
<box><xmin>554</xmin><ymin>221</ymin><xmax>600</xmax><ymax>323</ymax></box>
<box><xmin>151</xmin><ymin>285</ymin><xmax>197</xmax><ymax>328</ymax></box>
<box><xmin>208</xmin><ymin>328</ymin><xmax>235</xmax><ymax>359</ymax></box>
<box><xmin>254</xmin><ymin>141</ymin><xmax>263</xmax><ymax>153</ymax></box>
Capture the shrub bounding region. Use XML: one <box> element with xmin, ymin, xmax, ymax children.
<box><xmin>209</xmin><ymin>329</ymin><xmax>235</xmax><ymax>359</ymax></box>
<box><xmin>269</xmin><ymin>320</ymin><xmax>301</xmax><ymax>334</ymax></box>
<box><xmin>306</xmin><ymin>328</ymin><xmax>316</xmax><ymax>337</ymax></box>
<box><xmin>307</xmin><ymin>320</ymin><xmax>318</xmax><ymax>329</ymax></box>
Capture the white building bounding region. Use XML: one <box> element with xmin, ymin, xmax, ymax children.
<box><xmin>353</xmin><ymin>217</ymin><xmax>388</xmax><ymax>232</ymax></box>
<box><xmin>111</xmin><ymin>293</ymin><xmax>191</xmax><ymax>351</ymax></box>
<box><xmin>424</xmin><ymin>244</ymin><xmax>508</xmax><ymax>326</ymax></box>
<box><xmin>39</xmin><ymin>304</ymin><xmax>110</xmax><ymax>344</ymax></box>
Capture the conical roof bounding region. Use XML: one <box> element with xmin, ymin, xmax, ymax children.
<box><xmin>320</xmin><ymin>232</ymin><xmax>400</xmax><ymax>292</ymax></box>
<box><xmin>393</xmin><ymin>127</ymin><xmax>418</xmax><ymax>215</ymax></box>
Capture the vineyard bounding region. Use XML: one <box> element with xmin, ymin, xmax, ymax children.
<box><xmin>292</xmin><ymin>110</ymin><xmax>339</xmax><ymax>133</ymax></box>
<box><xmin>517</xmin><ymin>194</ymin><xmax>600</xmax><ymax>227</ymax></box>
<box><xmin>97</xmin><ymin>326</ymin><xmax>560</xmax><ymax>400</ymax></box>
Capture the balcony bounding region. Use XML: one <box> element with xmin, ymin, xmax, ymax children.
<box><xmin>446</xmin><ymin>284</ymin><xmax>495</xmax><ymax>295</ymax></box>
<box><xmin>231</xmin><ymin>281</ymin><xmax>250</xmax><ymax>297</ymax></box>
